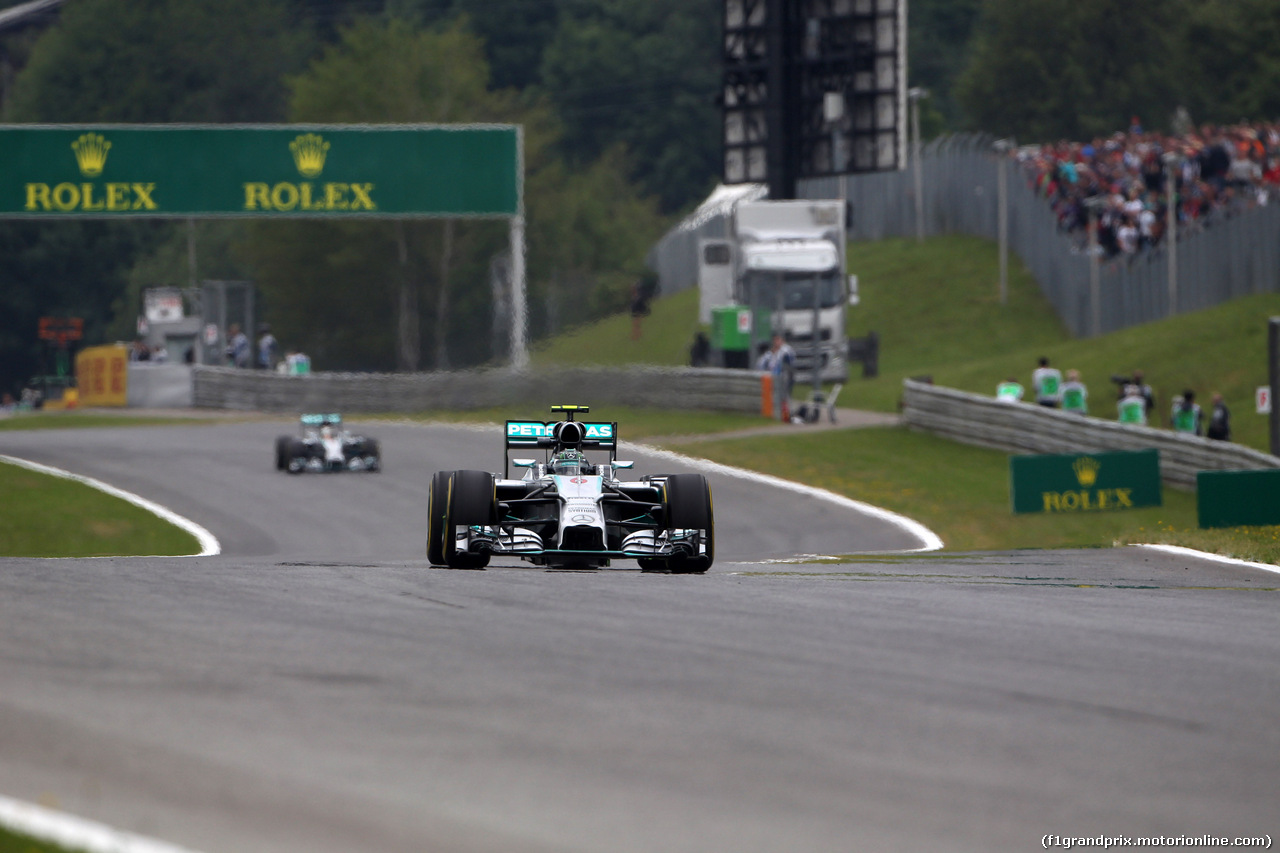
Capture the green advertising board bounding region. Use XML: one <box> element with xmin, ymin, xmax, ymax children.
<box><xmin>1009</xmin><ymin>449</ymin><xmax>1162</xmax><ymax>514</ymax></box>
<box><xmin>0</xmin><ymin>124</ymin><xmax>520</xmax><ymax>218</ymax></box>
<box><xmin>1196</xmin><ymin>469</ymin><xmax>1280</xmax><ymax>528</ymax></box>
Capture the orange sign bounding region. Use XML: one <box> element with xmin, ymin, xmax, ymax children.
<box><xmin>38</xmin><ymin>316</ymin><xmax>84</xmax><ymax>344</ymax></box>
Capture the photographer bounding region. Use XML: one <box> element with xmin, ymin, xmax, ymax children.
<box><xmin>1111</xmin><ymin>369</ymin><xmax>1155</xmax><ymax>421</ymax></box>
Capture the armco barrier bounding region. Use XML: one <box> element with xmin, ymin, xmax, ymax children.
<box><xmin>901</xmin><ymin>379</ymin><xmax>1280</xmax><ymax>489</ymax></box>
<box><xmin>193</xmin><ymin>365</ymin><xmax>766</xmax><ymax>415</ymax></box>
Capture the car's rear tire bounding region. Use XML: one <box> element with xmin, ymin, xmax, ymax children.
<box><xmin>275</xmin><ymin>435</ymin><xmax>290</xmax><ymax>471</ymax></box>
<box><xmin>664</xmin><ymin>473</ymin><xmax>714</xmax><ymax>574</ymax></box>
<box><xmin>444</xmin><ymin>469</ymin><xmax>494</xmax><ymax>569</ymax></box>
<box><xmin>364</xmin><ymin>438</ymin><xmax>381</xmax><ymax>472</ymax></box>
<box><xmin>426</xmin><ymin>470</ymin><xmax>450</xmax><ymax>565</ymax></box>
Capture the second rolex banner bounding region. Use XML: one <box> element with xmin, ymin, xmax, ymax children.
<box><xmin>0</xmin><ymin>124</ymin><xmax>520</xmax><ymax>218</ymax></box>
<box><xmin>1009</xmin><ymin>449</ymin><xmax>1162</xmax><ymax>514</ymax></box>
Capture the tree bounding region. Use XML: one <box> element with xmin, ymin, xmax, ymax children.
<box><xmin>0</xmin><ymin>221</ymin><xmax>163</xmax><ymax>396</ymax></box>
<box><xmin>248</xmin><ymin>19</ymin><xmax>514</xmax><ymax>371</ymax></box>
<box><xmin>1178</xmin><ymin>0</ymin><xmax>1280</xmax><ymax>126</ymax></box>
<box><xmin>908</xmin><ymin>0</ymin><xmax>983</xmax><ymax>133</ymax></box>
<box><xmin>9</xmin><ymin>0</ymin><xmax>306</xmax><ymax>123</ymax></box>
<box><xmin>538</xmin><ymin>0</ymin><xmax>720</xmax><ymax>213</ymax></box>
<box><xmin>954</xmin><ymin>0</ymin><xmax>1183</xmax><ymax>140</ymax></box>
<box><xmin>387</xmin><ymin>0</ymin><xmax>562</xmax><ymax>92</ymax></box>
<box><xmin>0</xmin><ymin>0</ymin><xmax>309</xmax><ymax>393</ymax></box>
<box><xmin>525</xmin><ymin>145</ymin><xmax>665</xmax><ymax>339</ymax></box>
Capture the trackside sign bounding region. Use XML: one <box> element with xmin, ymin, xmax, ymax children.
<box><xmin>506</xmin><ymin>421</ymin><xmax>615</xmax><ymax>441</ymax></box>
<box><xmin>0</xmin><ymin>124</ymin><xmax>520</xmax><ymax>218</ymax></box>
<box><xmin>1009</xmin><ymin>449</ymin><xmax>1162</xmax><ymax>514</ymax></box>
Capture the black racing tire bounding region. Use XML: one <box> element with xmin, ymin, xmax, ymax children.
<box><xmin>365</xmin><ymin>438</ymin><xmax>381</xmax><ymax>472</ymax></box>
<box><xmin>449</xmin><ymin>469</ymin><xmax>497</xmax><ymax>525</ymax></box>
<box><xmin>444</xmin><ymin>469</ymin><xmax>494</xmax><ymax>569</ymax></box>
<box><xmin>275</xmin><ymin>435</ymin><xmax>290</xmax><ymax>471</ymax></box>
<box><xmin>664</xmin><ymin>473</ymin><xmax>714</xmax><ymax>573</ymax></box>
<box><xmin>426</xmin><ymin>470</ymin><xmax>450</xmax><ymax>565</ymax></box>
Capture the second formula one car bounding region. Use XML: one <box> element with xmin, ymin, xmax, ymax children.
<box><xmin>274</xmin><ymin>413</ymin><xmax>381</xmax><ymax>474</ymax></box>
<box><xmin>427</xmin><ymin>405</ymin><xmax>714</xmax><ymax>572</ymax></box>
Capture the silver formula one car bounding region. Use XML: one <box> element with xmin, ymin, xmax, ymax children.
<box><xmin>426</xmin><ymin>405</ymin><xmax>714</xmax><ymax>572</ymax></box>
<box><xmin>274</xmin><ymin>413</ymin><xmax>381</xmax><ymax>474</ymax></box>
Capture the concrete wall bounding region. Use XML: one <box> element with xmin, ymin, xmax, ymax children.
<box><xmin>193</xmin><ymin>365</ymin><xmax>765</xmax><ymax>415</ymax></box>
<box><xmin>126</xmin><ymin>363</ymin><xmax>194</xmax><ymax>408</ymax></box>
<box><xmin>901</xmin><ymin>379</ymin><xmax>1279</xmax><ymax>489</ymax></box>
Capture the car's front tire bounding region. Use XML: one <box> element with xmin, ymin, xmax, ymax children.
<box><xmin>275</xmin><ymin>435</ymin><xmax>290</xmax><ymax>471</ymax></box>
<box><xmin>664</xmin><ymin>473</ymin><xmax>714</xmax><ymax>574</ymax></box>
<box><xmin>426</xmin><ymin>470</ymin><xmax>451</xmax><ymax>565</ymax></box>
<box><xmin>286</xmin><ymin>439</ymin><xmax>308</xmax><ymax>474</ymax></box>
<box><xmin>443</xmin><ymin>469</ymin><xmax>494</xmax><ymax>569</ymax></box>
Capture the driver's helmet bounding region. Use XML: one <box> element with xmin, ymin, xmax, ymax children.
<box><xmin>551</xmin><ymin>449</ymin><xmax>587</xmax><ymax>477</ymax></box>
<box><xmin>321</xmin><ymin>425</ymin><xmax>336</xmax><ymax>440</ymax></box>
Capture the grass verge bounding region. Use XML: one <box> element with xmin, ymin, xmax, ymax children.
<box><xmin>0</xmin><ymin>825</ymin><xmax>78</xmax><ymax>853</ymax></box>
<box><xmin>0</xmin><ymin>460</ymin><xmax>200</xmax><ymax>558</ymax></box>
<box><xmin>663</xmin><ymin>425</ymin><xmax>1280</xmax><ymax>565</ymax></box>
<box><xmin>0</xmin><ymin>412</ymin><xmax>222</xmax><ymax>431</ymax></box>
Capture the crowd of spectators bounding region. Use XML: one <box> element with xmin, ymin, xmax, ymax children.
<box><xmin>1015</xmin><ymin>118</ymin><xmax>1280</xmax><ymax>258</ymax></box>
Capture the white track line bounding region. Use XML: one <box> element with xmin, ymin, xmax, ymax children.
<box><xmin>0</xmin><ymin>794</ymin><xmax>204</xmax><ymax>853</ymax></box>
<box><xmin>632</xmin><ymin>445</ymin><xmax>944</xmax><ymax>553</ymax></box>
<box><xmin>1133</xmin><ymin>543</ymin><xmax>1280</xmax><ymax>576</ymax></box>
<box><xmin>0</xmin><ymin>454</ymin><xmax>220</xmax><ymax>557</ymax></box>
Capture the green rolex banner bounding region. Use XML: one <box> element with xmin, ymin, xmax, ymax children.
<box><xmin>0</xmin><ymin>124</ymin><xmax>520</xmax><ymax>218</ymax></box>
<box><xmin>1010</xmin><ymin>449</ymin><xmax>1162</xmax><ymax>514</ymax></box>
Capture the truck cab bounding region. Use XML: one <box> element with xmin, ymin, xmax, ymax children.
<box><xmin>699</xmin><ymin>199</ymin><xmax>851</xmax><ymax>384</ymax></box>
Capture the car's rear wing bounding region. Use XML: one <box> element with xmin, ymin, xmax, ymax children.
<box><xmin>301</xmin><ymin>413</ymin><xmax>341</xmax><ymax>426</ymax></box>
<box><xmin>504</xmin><ymin>419</ymin><xmax>617</xmax><ymax>476</ymax></box>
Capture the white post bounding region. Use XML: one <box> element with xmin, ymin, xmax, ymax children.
<box><xmin>993</xmin><ymin>139</ymin><xmax>1012</xmax><ymax>305</ymax></box>
<box><xmin>1089</xmin><ymin>206</ymin><xmax>1101</xmax><ymax>337</ymax></box>
<box><xmin>509</xmin><ymin>213</ymin><xmax>528</xmax><ymax>371</ymax></box>
<box><xmin>1164</xmin><ymin>152</ymin><xmax>1178</xmax><ymax>317</ymax></box>
<box><xmin>509</xmin><ymin>125</ymin><xmax>528</xmax><ymax>371</ymax></box>
<box><xmin>909</xmin><ymin>88</ymin><xmax>925</xmax><ymax>242</ymax></box>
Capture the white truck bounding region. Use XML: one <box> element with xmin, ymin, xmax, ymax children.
<box><xmin>698</xmin><ymin>199</ymin><xmax>852</xmax><ymax>384</ymax></box>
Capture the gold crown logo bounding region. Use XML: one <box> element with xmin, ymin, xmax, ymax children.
<box><xmin>71</xmin><ymin>133</ymin><xmax>111</xmax><ymax>177</ymax></box>
<box><xmin>289</xmin><ymin>133</ymin><xmax>330</xmax><ymax>178</ymax></box>
<box><xmin>1073</xmin><ymin>456</ymin><xmax>1100</xmax><ymax>488</ymax></box>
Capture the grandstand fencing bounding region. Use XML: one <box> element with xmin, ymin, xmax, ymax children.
<box><xmin>645</xmin><ymin>133</ymin><xmax>1280</xmax><ymax>338</ymax></box>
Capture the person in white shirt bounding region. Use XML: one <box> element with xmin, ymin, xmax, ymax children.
<box><xmin>1031</xmin><ymin>357</ymin><xmax>1063</xmax><ymax>408</ymax></box>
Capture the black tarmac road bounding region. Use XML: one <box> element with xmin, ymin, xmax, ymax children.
<box><xmin>0</xmin><ymin>419</ymin><xmax>1277</xmax><ymax>853</ymax></box>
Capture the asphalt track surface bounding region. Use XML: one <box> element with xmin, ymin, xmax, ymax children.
<box><xmin>0</xmin><ymin>419</ymin><xmax>1277</xmax><ymax>853</ymax></box>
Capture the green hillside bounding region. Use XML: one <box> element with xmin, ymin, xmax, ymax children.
<box><xmin>534</xmin><ymin>233</ymin><xmax>1274</xmax><ymax>454</ymax></box>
